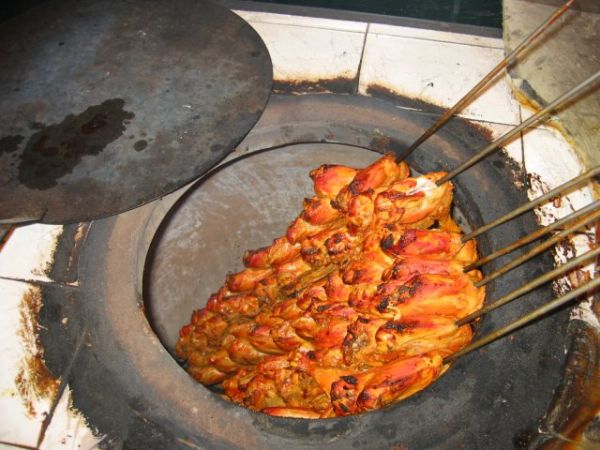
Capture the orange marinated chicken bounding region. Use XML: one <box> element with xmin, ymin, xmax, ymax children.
<box><xmin>176</xmin><ymin>154</ymin><xmax>484</xmax><ymax>418</ymax></box>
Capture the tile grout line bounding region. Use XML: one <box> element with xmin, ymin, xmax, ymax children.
<box><xmin>0</xmin><ymin>275</ymin><xmax>79</xmax><ymax>289</ymax></box>
<box><xmin>368</xmin><ymin>32</ymin><xmax>503</xmax><ymax>50</ymax></box>
<box><xmin>354</xmin><ymin>23</ymin><xmax>370</xmax><ymax>95</ymax></box>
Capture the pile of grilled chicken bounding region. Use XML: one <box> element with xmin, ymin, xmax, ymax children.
<box><xmin>176</xmin><ymin>154</ymin><xmax>485</xmax><ymax>418</ymax></box>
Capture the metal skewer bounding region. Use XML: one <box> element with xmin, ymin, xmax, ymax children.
<box><xmin>402</xmin><ymin>0</ymin><xmax>575</xmax><ymax>157</ymax></box>
<box><xmin>413</xmin><ymin>0</ymin><xmax>599</xmax><ymax>390</ymax></box>
<box><xmin>465</xmin><ymin>199</ymin><xmax>600</xmax><ymax>270</ymax></box>
<box><xmin>458</xmin><ymin>246</ymin><xmax>600</xmax><ymax>326</ymax></box>
<box><xmin>436</xmin><ymin>70</ymin><xmax>600</xmax><ymax>186</ymax></box>
<box><xmin>444</xmin><ymin>276</ymin><xmax>600</xmax><ymax>364</ymax></box>
<box><xmin>462</xmin><ymin>167</ymin><xmax>600</xmax><ymax>242</ymax></box>
<box><xmin>475</xmin><ymin>207</ymin><xmax>600</xmax><ymax>287</ymax></box>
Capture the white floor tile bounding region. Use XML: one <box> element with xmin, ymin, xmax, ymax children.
<box><xmin>523</xmin><ymin>127</ymin><xmax>588</xmax><ymax>188</ymax></box>
<box><xmin>522</xmin><ymin>127</ymin><xmax>594</xmax><ymax>223</ymax></box>
<box><xmin>0</xmin><ymin>225</ymin><xmax>63</xmax><ymax>282</ymax></box>
<box><xmin>359</xmin><ymin>32</ymin><xmax>521</xmax><ymax>125</ymax></box>
<box><xmin>369</xmin><ymin>23</ymin><xmax>503</xmax><ymax>49</ymax></box>
<box><xmin>244</xmin><ymin>21</ymin><xmax>365</xmax><ymax>82</ymax></box>
<box><xmin>0</xmin><ymin>279</ymin><xmax>98</xmax><ymax>449</ymax></box>
<box><xmin>234</xmin><ymin>10</ymin><xmax>367</xmax><ymax>33</ymax></box>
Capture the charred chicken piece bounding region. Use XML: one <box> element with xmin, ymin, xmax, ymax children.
<box><xmin>176</xmin><ymin>154</ymin><xmax>485</xmax><ymax>418</ymax></box>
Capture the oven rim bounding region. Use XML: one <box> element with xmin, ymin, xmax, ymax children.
<box><xmin>39</xmin><ymin>92</ymin><xmax>579</xmax><ymax>450</ymax></box>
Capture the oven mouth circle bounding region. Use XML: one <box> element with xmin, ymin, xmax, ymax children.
<box><xmin>142</xmin><ymin>141</ymin><xmax>483</xmax><ymax>419</ymax></box>
<box><xmin>40</xmin><ymin>93</ymin><xmax>569</xmax><ymax>448</ymax></box>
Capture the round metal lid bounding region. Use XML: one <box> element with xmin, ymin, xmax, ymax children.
<box><xmin>0</xmin><ymin>0</ymin><xmax>272</xmax><ymax>224</ymax></box>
